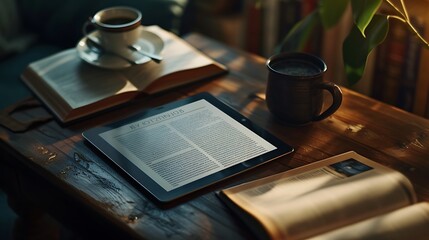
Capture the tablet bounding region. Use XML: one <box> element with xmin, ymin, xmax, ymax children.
<box><xmin>83</xmin><ymin>92</ymin><xmax>294</xmax><ymax>203</ymax></box>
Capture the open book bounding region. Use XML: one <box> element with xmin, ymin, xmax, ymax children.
<box><xmin>21</xmin><ymin>26</ymin><xmax>227</xmax><ymax>124</ymax></box>
<box><xmin>218</xmin><ymin>151</ymin><xmax>429</xmax><ymax>240</ymax></box>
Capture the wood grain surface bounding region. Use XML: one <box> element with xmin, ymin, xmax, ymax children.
<box><xmin>1</xmin><ymin>33</ymin><xmax>428</xmax><ymax>239</ymax></box>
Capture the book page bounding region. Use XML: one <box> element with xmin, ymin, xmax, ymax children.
<box><xmin>308</xmin><ymin>202</ymin><xmax>429</xmax><ymax>240</ymax></box>
<box><xmin>28</xmin><ymin>49</ymin><xmax>138</xmax><ymax>109</ymax></box>
<box><xmin>221</xmin><ymin>152</ymin><xmax>417</xmax><ymax>240</ymax></box>
<box><xmin>123</xmin><ymin>25</ymin><xmax>221</xmax><ymax>92</ymax></box>
<box><xmin>99</xmin><ymin>99</ymin><xmax>277</xmax><ymax>191</ymax></box>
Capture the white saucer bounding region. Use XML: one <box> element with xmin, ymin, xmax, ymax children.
<box><xmin>76</xmin><ymin>26</ymin><xmax>164</xmax><ymax>69</ymax></box>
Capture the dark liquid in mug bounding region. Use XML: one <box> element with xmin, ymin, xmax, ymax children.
<box><xmin>271</xmin><ymin>60</ymin><xmax>321</xmax><ymax>77</ymax></box>
<box><xmin>103</xmin><ymin>17</ymin><xmax>134</xmax><ymax>25</ymax></box>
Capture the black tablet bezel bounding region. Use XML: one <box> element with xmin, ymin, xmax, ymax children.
<box><xmin>82</xmin><ymin>92</ymin><xmax>294</xmax><ymax>203</ymax></box>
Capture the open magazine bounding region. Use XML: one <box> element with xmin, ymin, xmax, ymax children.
<box><xmin>218</xmin><ymin>151</ymin><xmax>429</xmax><ymax>240</ymax></box>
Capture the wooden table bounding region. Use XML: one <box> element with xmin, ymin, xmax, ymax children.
<box><xmin>1</xmin><ymin>33</ymin><xmax>429</xmax><ymax>239</ymax></box>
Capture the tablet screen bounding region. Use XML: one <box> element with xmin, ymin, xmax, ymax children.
<box><xmin>83</xmin><ymin>92</ymin><xmax>293</xmax><ymax>202</ymax></box>
<box><xmin>99</xmin><ymin>99</ymin><xmax>277</xmax><ymax>192</ymax></box>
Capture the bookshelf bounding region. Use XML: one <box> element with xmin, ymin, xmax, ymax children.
<box><xmin>190</xmin><ymin>0</ymin><xmax>429</xmax><ymax>118</ymax></box>
<box><xmin>411</xmin><ymin>1</ymin><xmax>429</xmax><ymax>117</ymax></box>
<box><xmin>240</xmin><ymin>0</ymin><xmax>319</xmax><ymax>57</ymax></box>
<box><xmin>370</xmin><ymin>1</ymin><xmax>429</xmax><ymax>117</ymax></box>
<box><xmin>311</xmin><ymin>1</ymin><xmax>429</xmax><ymax>118</ymax></box>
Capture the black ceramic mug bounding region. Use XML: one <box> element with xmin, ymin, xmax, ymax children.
<box><xmin>266</xmin><ymin>52</ymin><xmax>342</xmax><ymax>125</ymax></box>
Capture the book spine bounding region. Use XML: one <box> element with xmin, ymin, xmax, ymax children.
<box><xmin>371</xmin><ymin>37</ymin><xmax>388</xmax><ymax>100</ymax></box>
<box><xmin>245</xmin><ymin>0</ymin><xmax>322</xmax><ymax>57</ymax></box>
<box><xmin>277</xmin><ymin>0</ymin><xmax>302</xmax><ymax>45</ymax></box>
<box><xmin>396</xmin><ymin>17</ymin><xmax>424</xmax><ymax>112</ymax></box>
<box><xmin>301</xmin><ymin>0</ymin><xmax>317</xmax><ymax>16</ymax></box>
<box><xmin>412</xmin><ymin>10</ymin><xmax>429</xmax><ymax>117</ymax></box>
<box><xmin>243</xmin><ymin>0</ymin><xmax>263</xmax><ymax>54</ymax></box>
<box><xmin>371</xmin><ymin>19</ymin><xmax>408</xmax><ymax>105</ymax></box>
<box><xmin>261</xmin><ymin>0</ymin><xmax>280</xmax><ymax>57</ymax></box>
<box><xmin>426</xmin><ymin>92</ymin><xmax>429</xmax><ymax>118</ymax></box>
<box><xmin>301</xmin><ymin>0</ymin><xmax>322</xmax><ymax>55</ymax></box>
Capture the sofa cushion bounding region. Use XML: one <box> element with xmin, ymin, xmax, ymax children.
<box><xmin>0</xmin><ymin>0</ymin><xmax>36</xmax><ymax>59</ymax></box>
<box><xmin>0</xmin><ymin>44</ymin><xmax>61</xmax><ymax>109</ymax></box>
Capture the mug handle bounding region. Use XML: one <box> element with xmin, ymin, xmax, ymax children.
<box><xmin>82</xmin><ymin>17</ymin><xmax>95</xmax><ymax>36</ymax></box>
<box><xmin>313</xmin><ymin>82</ymin><xmax>343</xmax><ymax>121</ymax></box>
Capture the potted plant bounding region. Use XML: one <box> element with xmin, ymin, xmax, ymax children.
<box><xmin>279</xmin><ymin>0</ymin><xmax>429</xmax><ymax>86</ymax></box>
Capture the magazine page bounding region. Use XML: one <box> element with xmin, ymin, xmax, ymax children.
<box><xmin>220</xmin><ymin>152</ymin><xmax>417</xmax><ymax>239</ymax></box>
<box><xmin>308</xmin><ymin>202</ymin><xmax>429</xmax><ymax>240</ymax></box>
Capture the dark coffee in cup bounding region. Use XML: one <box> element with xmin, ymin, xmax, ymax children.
<box><xmin>102</xmin><ymin>17</ymin><xmax>135</xmax><ymax>25</ymax></box>
<box><xmin>90</xmin><ymin>6</ymin><xmax>142</xmax><ymax>31</ymax></box>
<box><xmin>82</xmin><ymin>6</ymin><xmax>142</xmax><ymax>54</ymax></box>
<box><xmin>270</xmin><ymin>60</ymin><xmax>321</xmax><ymax>76</ymax></box>
<box><xmin>266</xmin><ymin>52</ymin><xmax>342</xmax><ymax>125</ymax></box>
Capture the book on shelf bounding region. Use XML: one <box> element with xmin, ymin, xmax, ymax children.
<box><xmin>414</xmin><ymin>22</ymin><xmax>429</xmax><ymax>117</ymax></box>
<box><xmin>245</xmin><ymin>0</ymin><xmax>319</xmax><ymax>57</ymax></box>
<box><xmin>397</xmin><ymin>17</ymin><xmax>424</xmax><ymax>112</ymax></box>
<box><xmin>372</xmin><ymin>19</ymin><xmax>408</xmax><ymax>106</ymax></box>
<box><xmin>277</xmin><ymin>0</ymin><xmax>302</xmax><ymax>44</ymax></box>
<box><xmin>21</xmin><ymin>25</ymin><xmax>227</xmax><ymax>124</ymax></box>
<box><xmin>243</xmin><ymin>0</ymin><xmax>263</xmax><ymax>54</ymax></box>
<box><xmin>426</xmin><ymin>94</ymin><xmax>429</xmax><ymax>118</ymax></box>
<box><xmin>218</xmin><ymin>151</ymin><xmax>429</xmax><ymax>240</ymax></box>
<box><xmin>261</xmin><ymin>0</ymin><xmax>280</xmax><ymax>56</ymax></box>
<box><xmin>371</xmin><ymin>4</ymin><xmax>426</xmax><ymax>114</ymax></box>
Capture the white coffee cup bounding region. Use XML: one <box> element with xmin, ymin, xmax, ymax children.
<box><xmin>83</xmin><ymin>6</ymin><xmax>142</xmax><ymax>54</ymax></box>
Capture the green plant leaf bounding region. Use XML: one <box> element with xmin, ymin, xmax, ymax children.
<box><xmin>319</xmin><ymin>0</ymin><xmax>349</xmax><ymax>28</ymax></box>
<box><xmin>278</xmin><ymin>11</ymin><xmax>321</xmax><ymax>52</ymax></box>
<box><xmin>343</xmin><ymin>14</ymin><xmax>388</xmax><ymax>85</ymax></box>
<box><xmin>351</xmin><ymin>0</ymin><xmax>382</xmax><ymax>37</ymax></box>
